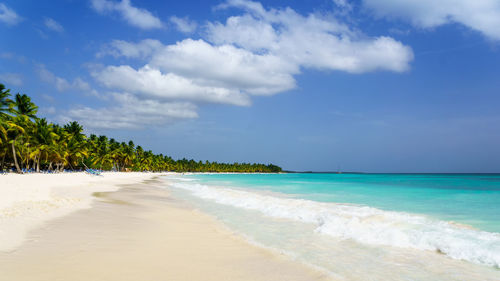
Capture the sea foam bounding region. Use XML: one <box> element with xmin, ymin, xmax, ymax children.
<box><xmin>169</xmin><ymin>181</ymin><xmax>500</xmax><ymax>268</ymax></box>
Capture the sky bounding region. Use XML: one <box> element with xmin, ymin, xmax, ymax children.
<box><xmin>1</xmin><ymin>0</ymin><xmax>500</xmax><ymax>173</ymax></box>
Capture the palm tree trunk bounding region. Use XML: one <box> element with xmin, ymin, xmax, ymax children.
<box><xmin>25</xmin><ymin>143</ymin><xmax>30</xmax><ymax>170</ymax></box>
<box><xmin>36</xmin><ymin>153</ymin><xmax>40</xmax><ymax>172</ymax></box>
<box><xmin>0</xmin><ymin>151</ymin><xmax>5</xmax><ymax>170</ymax></box>
<box><xmin>11</xmin><ymin>139</ymin><xmax>21</xmax><ymax>173</ymax></box>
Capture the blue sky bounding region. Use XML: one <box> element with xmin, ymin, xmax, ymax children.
<box><xmin>1</xmin><ymin>0</ymin><xmax>500</xmax><ymax>172</ymax></box>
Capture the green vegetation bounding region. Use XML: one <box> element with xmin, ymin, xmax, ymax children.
<box><xmin>0</xmin><ymin>84</ymin><xmax>282</xmax><ymax>173</ymax></box>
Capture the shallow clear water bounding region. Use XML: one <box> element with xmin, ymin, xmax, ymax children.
<box><xmin>188</xmin><ymin>173</ymin><xmax>500</xmax><ymax>232</ymax></box>
<box><xmin>163</xmin><ymin>173</ymin><xmax>500</xmax><ymax>280</ymax></box>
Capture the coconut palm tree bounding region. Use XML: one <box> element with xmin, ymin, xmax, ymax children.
<box><xmin>0</xmin><ymin>84</ymin><xmax>283</xmax><ymax>173</ymax></box>
<box><xmin>0</xmin><ymin>84</ymin><xmax>13</xmax><ymax>156</ymax></box>
<box><xmin>12</xmin><ymin>93</ymin><xmax>38</xmax><ymax>120</ymax></box>
<box><xmin>63</xmin><ymin>121</ymin><xmax>87</xmax><ymax>170</ymax></box>
<box><xmin>93</xmin><ymin>135</ymin><xmax>110</xmax><ymax>170</ymax></box>
<box><xmin>5</xmin><ymin>117</ymin><xmax>26</xmax><ymax>172</ymax></box>
<box><xmin>30</xmin><ymin>118</ymin><xmax>57</xmax><ymax>172</ymax></box>
<box><xmin>6</xmin><ymin>93</ymin><xmax>38</xmax><ymax>172</ymax></box>
<box><xmin>0</xmin><ymin>84</ymin><xmax>13</xmax><ymax>119</ymax></box>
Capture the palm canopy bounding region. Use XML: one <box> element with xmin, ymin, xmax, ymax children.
<box><xmin>64</xmin><ymin>121</ymin><xmax>85</xmax><ymax>141</ymax></box>
<box><xmin>0</xmin><ymin>84</ymin><xmax>282</xmax><ymax>173</ymax></box>
<box><xmin>0</xmin><ymin>84</ymin><xmax>13</xmax><ymax>119</ymax></box>
<box><xmin>12</xmin><ymin>93</ymin><xmax>38</xmax><ymax>119</ymax></box>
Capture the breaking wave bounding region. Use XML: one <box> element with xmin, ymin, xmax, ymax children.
<box><xmin>169</xmin><ymin>181</ymin><xmax>500</xmax><ymax>268</ymax></box>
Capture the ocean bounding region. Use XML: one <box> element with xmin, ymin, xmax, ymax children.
<box><xmin>163</xmin><ymin>173</ymin><xmax>500</xmax><ymax>280</ymax></box>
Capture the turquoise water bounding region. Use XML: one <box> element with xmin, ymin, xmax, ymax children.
<box><xmin>188</xmin><ymin>173</ymin><xmax>500</xmax><ymax>232</ymax></box>
<box><xmin>164</xmin><ymin>173</ymin><xmax>500</xmax><ymax>280</ymax></box>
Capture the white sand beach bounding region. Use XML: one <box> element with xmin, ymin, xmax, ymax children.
<box><xmin>0</xmin><ymin>172</ymin><xmax>164</xmax><ymax>252</ymax></box>
<box><xmin>0</xmin><ymin>173</ymin><xmax>330</xmax><ymax>281</ymax></box>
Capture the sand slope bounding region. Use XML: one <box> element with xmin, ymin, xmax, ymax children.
<box><xmin>0</xmin><ymin>178</ymin><xmax>331</xmax><ymax>281</ymax></box>
<box><xmin>0</xmin><ymin>172</ymin><xmax>165</xmax><ymax>252</ymax></box>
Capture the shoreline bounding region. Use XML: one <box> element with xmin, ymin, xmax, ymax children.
<box><xmin>0</xmin><ymin>174</ymin><xmax>331</xmax><ymax>281</ymax></box>
<box><xmin>166</xmin><ymin>173</ymin><xmax>500</xmax><ymax>280</ymax></box>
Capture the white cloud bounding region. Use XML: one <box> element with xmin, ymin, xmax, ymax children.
<box><xmin>170</xmin><ymin>16</ymin><xmax>197</xmax><ymax>33</ymax></box>
<box><xmin>208</xmin><ymin>0</ymin><xmax>413</xmax><ymax>73</ymax></box>
<box><xmin>94</xmin><ymin>38</ymin><xmax>299</xmax><ymax>106</ymax></box>
<box><xmin>44</xmin><ymin>17</ymin><xmax>64</xmax><ymax>32</ymax></box>
<box><xmin>150</xmin><ymin>39</ymin><xmax>298</xmax><ymax>95</ymax></box>
<box><xmin>93</xmin><ymin>64</ymin><xmax>251</xmax><ymax>106</ymax></box>
<box><xmin>95</xmin><ymin>1</ymin><xmax>412</xmax><ymax>104</ymax></box>
<box><xmin>0</xmin><ymin>3</ymin><xmax>21</xmax><ymax>25</ymax></box>
<box><xmin>61</xmin><ymin>93</ymin><xmax>198</xmax><ymax>129</ymax></box>
<box><xmin>0</xmin><ymin>73</ymin><xmax>23</xmax><ymax>86</ymax></box>
<box><xmin>90</xmin><ymin>0</ymin><xmax>162</xmax><ymax>29</ymax></box>
<box><xmin>89</xmin><ymin>0</ymin><xmax>413</xmax><ymax>128</ymax></box>
<box><xmin>35</xmin><ymin>64</ymin><xmax>98</xmax><ymax>95</ymax></box>
<box><xmin>363</xmin><ymin>0</ymin><xmax>500</xmax><ymax>40</ymax></box>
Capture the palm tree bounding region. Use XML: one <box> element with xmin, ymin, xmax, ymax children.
<box><xmin>63</xmin><ymin>121</ymin><xmax>87</xmax><ymax>170</ymax></box>
<box><xmin>121</xmin><ymin>140</ymin><xmax>135</xmax><ymax>171</ymax></box>
<box><xmin>6</xmin><ymin>93</ymin><xmax>38</xmax><ymax>172</ymax></box>
<box><xmin>0</xmin><ymin>119</ymin><xmax>6</xmax><ymax>145</ymax></box>
<box><xmin>5</xmin><ymin>117</ymin><xmax>26</xmax><ymax>172</ymax></box>
<box><xmin>50</xmin><ymin>124</ymin><xmax>70</xmax><ymax>171</ymax></box>
<box><xmin>0</xmin><ymin>84</ymin><xmax>13</xmax><ymax>155</ymax></box>
<box><xmin>31</xmin><ymin>119</ymin><xmax>57</xmax><ymax>172</ymax></box>
<box><xmin>0</xmin><ymin>84</ymin><xmax>283</xmax><ymax>173</ymax></box>
<box><xmin>93</xmin><ymin>135</ymin><xmax>110</xmax><ymax>170</ymax></box>
<box><xmin>0</xmin><ymin>84</ymin><xmax>13</xmax><ymax>119</ymax></box>
<box><xmin>12</xmin><ymin>93</ymin><xmax>38</xmax><ymax>119</ymax></box>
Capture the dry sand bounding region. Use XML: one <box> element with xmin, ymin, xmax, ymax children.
<box><xmin>0</xmin><ymin>176</ymin><xmax>331</xmax><ymax>281</ymax></box>
<box><xmin>0</xmin><ymin>172</ymin><xmax>164</xmax><ymax>252</ymax></box>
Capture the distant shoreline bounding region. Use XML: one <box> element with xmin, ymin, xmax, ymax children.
<box><xmin>284</xmin><ymin>171</ymin><xmax>500</xmax><ymax>175</ymax></box>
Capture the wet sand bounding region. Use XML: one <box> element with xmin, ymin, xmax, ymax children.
<box><xmin>0</xmin><ymin>178</ymin><xmax>331</xmax><ymax>281</ymax></box>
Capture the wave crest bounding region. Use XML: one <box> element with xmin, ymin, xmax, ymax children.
<box><xmin>170</xmin><ymin>181</ymin><xmax>500</xmax><ymax>268</ymax></box>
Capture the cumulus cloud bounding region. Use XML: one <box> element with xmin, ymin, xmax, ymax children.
<box><xmin>90</xmin><ymin>0</ymin><xmax>162</xmax><ymax>29</ymax></box>
<box><xmin>363</xmin><ymin>0</ymin><xmax>500</xmax><ymax>40</ymax></box>
<box><xmin>0</xmin><ymin>73</ymin><xmax>23</xmax><ymax>86</ymax></box>
<box><xmin>170</xmin><ymin>16</ymin><xmax>197</xmax><ymax>33</ymax></box>
<box><xmin>89</xmin><ymin>0</ymin><xmax>413</xmax><ymax>128</ymax></box>
<box><xmin>93</xmin><ymin>64</ymin><xmax>251</xmax><ymax>106</ymax></box>
<box><xmin>61</xmin><ymin>93</ymin><xmax>198</xmax><ymax>129</ymax></box>
<box><xmin>150</xmin><ymin>39</ymin><xmax>298</xmax><ymax>95</ymax></box>
<box><xmin>95</xmin><ymin>1</ymin><xmax>412</xmax><ymax>102</ymax></box>
<box><xmin>208</xmin><ymin>0</ymin><xmax>413</xmax><ymax>73</ymax></box>
<box><xmin>35</xmin><ymin>64</ymin><xmax>98</xmax><ymax>95</ymax></box>
<box><xmin>0</xmin><ymin>3</ymin><xmax>21</xmax><ymax>25</ymax></box>
<box><xmin>44</xmin><ymin>17</ymin><xmax>64</xmax><ymax>32</ymax></box>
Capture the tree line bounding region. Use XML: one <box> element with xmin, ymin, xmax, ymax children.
<box><xmin>0</xmin><ymin>84</ymin><xmax>282</xmax><ymax>173</ymax></box>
